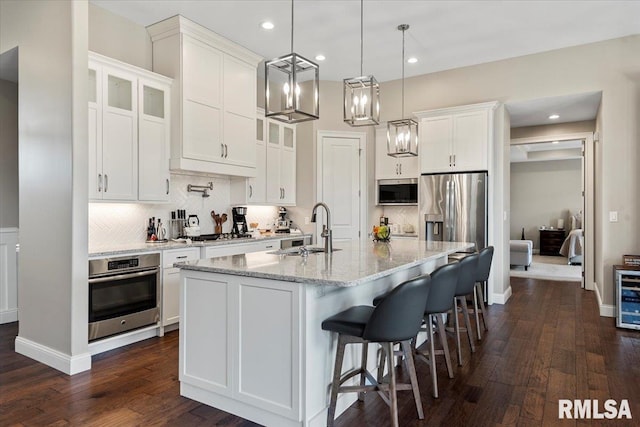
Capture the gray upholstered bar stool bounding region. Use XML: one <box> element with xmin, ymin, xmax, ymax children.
<box><xmin>322</xmin><ymin>275</ymin><xmax>430</xmax><ymax>427</ymax></box>
<box><xmin>451</xmin><ymin>253</ymin><xmax>480</xmax><ymax>366</ymax></box>
<box><xmin>473</xmin><ymin>246</ymin><xmax>493</xmax><ymax>340</ymax></box>
<box><xmin>412</xmin><ymin>262</ymin><xmax>460</xmax><ymax>398</ymax></box>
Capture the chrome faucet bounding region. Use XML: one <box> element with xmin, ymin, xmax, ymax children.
<box><xmin>311</xmin><ymin>202</ymin><xmax>333</xmax><ymax>253</ymax></box>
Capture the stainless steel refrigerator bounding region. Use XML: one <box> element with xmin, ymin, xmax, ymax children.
<box><xmin>418</xmin><ymin>171</ymin><xmax>487</xmax><ymax>252</ymax></box>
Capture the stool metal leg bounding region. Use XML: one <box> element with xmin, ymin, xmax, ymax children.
<box><xmin>475</xmin><ymin>282</ymin><xmax>489</xmax><ymax>332</ymax></box>
<box><xmin>427</xmin><ymin>314</ymin><xmax>439</xmax><ymax>398</ymax></box>
<box><xmin>435</xmin><ymin>313</ymin><xmax>454</xmax><ymax>379</ymax></box>
<box><xmin>473</xmin><ymin>286</ymin><xmax>482</xmax><ymax>340</ymax></box>
<box><xmin>453</xmin><ymin>297</ymin><xmax>463</xmax><ymax>366</ymax></box>
<box><xmin>327</xmin><ymin>334</ymin><xmax>347</xmax><ymax>427</ymax></box>
<box><xmin>384</xmin><ymin>342</ymin><xmax>399</xmax><ymax>427</ymax></box>
<box><xmin>460</xmin><ymin>296</ymin><xmax>476</xmax><ymax>354</ymax></box>
<box><xmin>359</xmin><ymin>342</ymin><xmax>368</xmax><ymax>402</ymax></box>
<box><xmin>400</xmin><ymin>340</ymin><xmax>424</xmax><ymax>419</ymax></box>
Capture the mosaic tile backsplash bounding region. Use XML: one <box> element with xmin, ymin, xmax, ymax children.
<box><xmin>89</xmin><ymin>173</ymin><xmax>278</xmax><ymax>246</ymax></box>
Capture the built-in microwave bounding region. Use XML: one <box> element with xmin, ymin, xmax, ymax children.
<box><xmin>377</xmin><ymin>178</ymin><xmax>418</xmax><ymax>205</ymax></box>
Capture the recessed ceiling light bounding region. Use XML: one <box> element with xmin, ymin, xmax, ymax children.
<box><xmin>407</xmin><ymin>57</ymin><xmax>418</xmax><ymax>64</ymax></box>
<box><xmin>552</xmin><ymin>140</ymin><xmax>559</xmax><ymax>144</ymax></box>
<box><xmin>315</xmin><ymin>54</ymin><xmax>326</xmax><ymax>61</ymax></box>
<box><xmin>548</xmin><ymin>114</ymin><xmax>560</xmax><ymax>120</ymax></box>
<box><xmin>261</xmin><ymin>21</ymin><xmax>274</xmax><ymax>30</ymax></box>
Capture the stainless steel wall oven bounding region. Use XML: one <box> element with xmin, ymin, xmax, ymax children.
<box><xmin>88</xmin><ymin>253</ymin><xmax>160</xmax><ymax>341</ymax></box>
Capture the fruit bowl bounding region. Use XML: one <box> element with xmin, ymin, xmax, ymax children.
<box><xmin>372</xmin><ymin>225</ymin><xmax>391</xmax><ymax>242</ymax></box>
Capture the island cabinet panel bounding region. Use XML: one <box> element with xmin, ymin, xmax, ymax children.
<box><xmin>181</xmin><ymin>277</ymin><xmax>230</xmax><ymax>395</ymax></box>
<box><xmin>237</xmin><ymin>281</ymin><xmax>300</xmax><ymax>417</ymax></box>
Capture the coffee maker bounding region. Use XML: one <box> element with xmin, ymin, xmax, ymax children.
<box><xmin>232</xmin><ymin>207</ymin><xmax>249</xmax><ymax>236</ymax></box>
<box><xmin>275</xmin><ymin>207</ymin><xmax>291</xmax><ymax>233</ymax></box>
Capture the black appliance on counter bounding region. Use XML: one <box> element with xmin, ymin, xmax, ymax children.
<box><xmin>88</xmin><ymin>253</ymin><xmax>160</xmax><ymax>341</ymax></box>
<box><xmin>232</xmin><ymin>207</ymin><xmax>249</xmax><ymax>235</ymax></box>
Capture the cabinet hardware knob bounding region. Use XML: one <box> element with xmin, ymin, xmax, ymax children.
<box><xmin>166</xmin><ymin>178</ymin><xmax>170</xmax><ymax>195</ymax></box>
<box><xmin>98</xmin><ymin>174</ymin><xmax>102</xmax><ymax>192</ymax></box>
<box><xmin>104</xmin><ymin>174</ymin><xmax>108</xmax><ymax>192</ymax></box>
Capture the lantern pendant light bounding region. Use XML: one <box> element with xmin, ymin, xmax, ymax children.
<box><xmin>387</xmin><ymin>24</ymin><xmax>418</xmax><ymax>157</ymax></box>
<box><xmin>343</xmin><ymin>0</ymin><xmax>380</xmax><ymax>126</ymax></box>
<box><xmin>265</xmin><ymin>0</ymin><xmax>319</xmax><ymax>123</ymax></box>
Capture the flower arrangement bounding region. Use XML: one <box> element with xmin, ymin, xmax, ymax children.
<box><xmin>372</xmin><ymin>225</ymin><xmax>391</xmax><ymax>242</ymax></box>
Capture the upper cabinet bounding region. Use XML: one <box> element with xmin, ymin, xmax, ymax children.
<box><xmin>415</xmin><ymin>102</ymin><xmax>498</xmax><ymax>174</ymax></box>
<box><xmin>266</xmin><ymin>119</ymin><xmax>296</xmax><ymax>205</ymax></box>
<box><xmin>375</xmin><ymin>125</ymin><xmax>419</xmax><ymax>179</ymax></box>
<box><xmin>231</xmin><ymin>110</ymin><xmax>297</xmax><ymax>206</ymax></box>
<box><xmin>148</xmin><ymin>16</ymin><xmax>263</xmax><ymax>178</ymax></box>
<box><xmin>89</xmin><ymin>52</ymin><xmax>172</xmax><ymax>202</ymax></box>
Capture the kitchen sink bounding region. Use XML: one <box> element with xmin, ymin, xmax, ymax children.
<box><xmin>268</xmin><ymin>246</ymin><xmax>341</xmax><ymax>256</ymax></box>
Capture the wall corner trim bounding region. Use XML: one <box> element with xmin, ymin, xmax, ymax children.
<box><xmin>491</xmin><ymin>285</ymin><xmax>513</xmax><ymax>305</ymax></box>
<box><xmin>15</xmin><ymin>336</ymin><xmax>92</xmax><ymax>375</ymax></box>
<box><xmin>594</xmin><ymin>283</ymin><xmax>615</xmax><ymax>318</ymax></box>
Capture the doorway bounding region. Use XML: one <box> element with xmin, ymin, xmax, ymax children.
<box><xmin>315</xmin><ymin>130</ymin><xmax>367</xmax><ymax>243</ymax></box>
<box><xmin>510</xmin><ymin>133</ymin><xmax>594</xmax><ymax>290</ymax></box>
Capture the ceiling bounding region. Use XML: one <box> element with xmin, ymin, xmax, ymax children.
<box><xmin>506</xmin><ymin>91</ymin><xmax>602</xmax><ymax>128</ymax></box>
<box><xmin>510</xmin><ymin>139</ymin><xmax>583</xmax><ymax>163</ymax></box>
<box><xmin>91</xmin><ymin>0</ymin><xmax>640</xmax><ymax>83</ymax></box>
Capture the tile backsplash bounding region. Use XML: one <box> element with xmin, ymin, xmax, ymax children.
<box><xmin>376</xmin><ymin>206</ymin><xmax>419</xmax><ymax>234</ymax></box>
<box><xmin>89</xmin><ymin>173</ymin><xmax>277</xmax><ymax>247</ymax></box>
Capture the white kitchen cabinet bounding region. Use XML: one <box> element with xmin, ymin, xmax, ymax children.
<box><xmin>375</xmin><ymin>125</ymin><xmax>419</xmax><ymax>179</ymax></box>
<box><xmin>162</xmin><ymin>247</ymin><xmax>200</xmax><ymax>326</ymax></box>
<box><xmin>266</xmin><ymin>120</ymin><xmax>296</xmax><ymax>205</ymax></box>
<box><xmin>148</xmin><ymin>16</ymin><xmax>262</xmax><ymax>178</ymax></box>
<box><xmin>415</xmin><ymin>102</ymin><xmax>498</xmax><ymax>174</ymax></box>
<box><xmin>89</xmin><ymin>52</ymin><xmax>172</xmax><ymax>202</ymax></box>
<box><xmin>138</xmin><ymin>78</ymin><xmax>171</xmax><ymax>201</ymax></box>
<box><xmin>230</xmin><ymin>110</ymin><xmax>267</xmax><ymax>205</ymax></box>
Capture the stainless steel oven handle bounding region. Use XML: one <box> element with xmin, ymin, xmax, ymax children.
<box><xmin>88</xmin><ymin>268</ymin><xmax>159</xmax><ymax>284</ymax></box>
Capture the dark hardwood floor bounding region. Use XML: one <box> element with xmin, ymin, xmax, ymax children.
<box><xmin>1</xmin><ymin>278</ymin><xmax>639</xmax><ymax>426</ymax></box>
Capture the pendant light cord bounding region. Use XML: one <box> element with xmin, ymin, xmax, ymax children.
<box><xmin>401</xmin><ymin>25</ymin><xmax>406</xmax><ymax>119</ymax></box>
<box><xmin>291</xmin><ymin>0</ymin><xmax>294</xmax><ymax>52</ymax></box>
<box><xmin>360</xmin><ymin>0</ymin><xmax>363</xmax><ymax>76</ymax></box>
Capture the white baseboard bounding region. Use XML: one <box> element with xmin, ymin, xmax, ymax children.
<box><xmin>15</xmin><ymin>336</ymin><xmax>91</xmax><ymax>375</ymax></box>
<box><xmin>88</xmin><ymin>325</ymin><xmax>159</xmax><ymax>356</ymax></box>
<box><xmin>491</xmin><ymin>286</ymin><xmax>513</xmax><ymax>305</ymax></box>
<box><xmin>0</xmin><ymin>308</ymin><xmax>18</xmax><ymax>324</ymax></box>
<box><xmin>594</xmin><ymin>284</ymin><xmax>615</xmax><ymax>317</ymax></box>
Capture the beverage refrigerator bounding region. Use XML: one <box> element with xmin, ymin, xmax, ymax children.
<box><xmin>418</xmin><ymin>171</ymin><xmax>488</xmax><ymax>252</ymax></box>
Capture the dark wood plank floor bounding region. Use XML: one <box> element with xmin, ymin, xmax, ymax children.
<box><xmin>1</xmin><ymin>278</ymin><xmax>639</xmax><ymax>426</ymax></box>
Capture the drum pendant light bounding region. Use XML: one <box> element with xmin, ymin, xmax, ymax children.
<box><xmin>265</xmin><ymin>0</ymin><xmax>319</xmax><ymax>123</ymax></box>
<box><xmin>343</xmin><ymin>0</ymin><xmax>380</xmax><ymax>126</ymax></box>
<box><xmin>387</xmin><ymin>24</ymin><xmax>418</xmax><ymax>157</ymax></box>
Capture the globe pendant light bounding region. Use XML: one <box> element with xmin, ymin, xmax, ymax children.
<box><xmin>265</xmin><ymin>0</ymin><xmax>319</xmax><ymax>123</ymax></box>
<box><xmin>387</xmin><ymin>24</ymin><xmax>418</xmax><ymax>157</ymax></box>
<box><xmin>343</xmin><ymin>0</ymin><xmax>380</xmax><ymax>126</ymax></box>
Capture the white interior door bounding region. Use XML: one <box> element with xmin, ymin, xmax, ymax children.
<box><xmin>319</xmin><ymin>136</ymin><xmax>361</xmax><ymax>242</ymax></box>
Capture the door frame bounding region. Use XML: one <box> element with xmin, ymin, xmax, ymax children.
<box><xmin>315</xmin><ymin>130</ymin><xmax>367</xmax><ymax>242</ymax></box>
<box><xmin>510</xmin><ymin>132</ymin><xmax>595</xmax><ymax>291</ymax></box>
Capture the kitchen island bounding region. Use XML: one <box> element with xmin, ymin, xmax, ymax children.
<box><xmin>176</xmin><ymin>240</ymin><xmax>472</xmax><ymax>427</ymax></box>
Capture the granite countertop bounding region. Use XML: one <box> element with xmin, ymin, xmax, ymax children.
<box><xmin>176</xmin><ymin>240</ymin><xmax>473</xmax><ymax>287</ymax></box>
<box><xmin>89</xmin><ymin>232</ymin><xmax>313</xmax><ymax>257</ymax></box>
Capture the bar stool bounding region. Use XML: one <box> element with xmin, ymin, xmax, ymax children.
<box><xmin>451</xmin><ymin>253</ymin><xmax>480</xmax><ymax>366</ymax></box>
<box><xmin>473</xmin><ymin>246</ymin><xmax>493</xmax><ymax>340</ymax></box>
<box><xmin>322</xmin><ymin>275</ymin><xmax>430</xmax><ymax>427</ymax></box>
<box><xmin>413</xmin><ymin>262</ymin><xmax>460</xmax><ymax>398</ymax></box>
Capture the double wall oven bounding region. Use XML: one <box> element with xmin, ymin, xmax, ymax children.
<box><xmin>88</xmin><ymin>253</ymin><xmax>160</xmax><ymax>341</ymax></box>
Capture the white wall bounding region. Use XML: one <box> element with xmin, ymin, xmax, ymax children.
<box><xmin>1</xmin><ymin>0</ymin><xmax>90</xmax><ymax>374</ymax></box>
<box><xmin>88</xmin><ymin>2</ymin><xmax>152</xmax><ymax>70</ymax></box>
<box><xmin>0</xmin><ymin>78</ymin><xmax>18</xmax><ymax>228</ymax></box>
<box><xmin>510</xmin><ymin>159</ymin><xmax>582</xmax><ymax>248</ymax></box>
<box><xmin>375</xmin><ymin>36</ymin><xmax>640</xmax><ymax>306</ymax></box>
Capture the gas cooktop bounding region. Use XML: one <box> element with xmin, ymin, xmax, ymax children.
<box><xmin>189</xmin><ymin>233</ymin><xmax>254</xmax><ymax>242</ymax></box>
